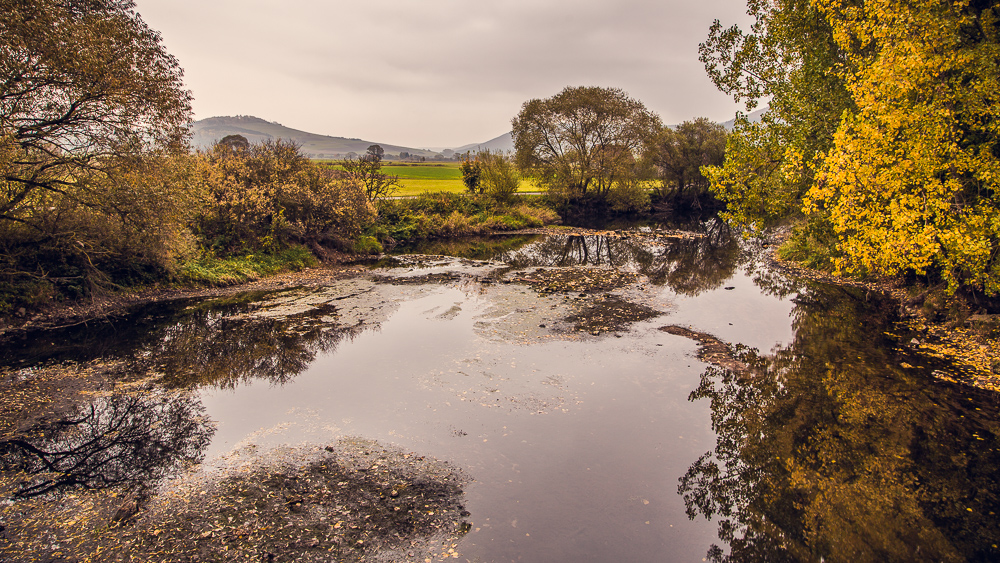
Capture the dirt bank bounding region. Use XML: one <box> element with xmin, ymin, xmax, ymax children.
<box><xmin>0</xmin><ymin>265</ymin><xmax>370</xmax><ymax>339</ymax></box>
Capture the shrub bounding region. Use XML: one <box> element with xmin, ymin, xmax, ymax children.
<box><xmin>353</xmin><ymin>236</ymin><xmax>383</xmax><ymax>255</ymax></box>
<box><xmin>477</xmin><ymin>151</ymin><xmax>521</xmax><ymax>204</ymax></box>
<box><xmin>196</xmin><ymin>139</ymin><xmax>375</xmax><ymax>255</ymax></box>
<box><xmin>439</xmin><ymin>210</ymin><xmax>480</xmax><ymax>236</ymax></box>
<box><xmin>369</xmin><ymin>192</ymin><xmax>558</xmax><ymax>246</ymax></box>
<box><xmin>777</xmin><ymin>215</ymin><xmax>842</xmax><ymax>272</ymax></box>
<box><xmin>606</xmin><ymin>178</ymin><xmax>651</xmax><ymax>213</ymax></box>
<box><xmin>177</xmin><ymin>246</ymin><xmax>317</xmax><ymax>286</ymax></box>
<box><xmin>460</xmin><ymin>158</ymin><xmax>483</xmax><ymax>194</ymax></box>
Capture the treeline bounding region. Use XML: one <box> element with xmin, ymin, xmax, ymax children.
<box><xmin>701</xmin><ymin>0</ymin><xmax>1000</xmax><ymax>295</ymax></box>
<box><xmin>510</xmin><ymin>86</ymin><xmax>729</xmax><ymax>215</ymax></box>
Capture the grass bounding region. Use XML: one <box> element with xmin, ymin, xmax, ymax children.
<box><xmin>177</xmin><ymin>245</ymin><xmax>318</xmax><ymax>286</ymax></box>
<box><xmin>387</xmin><ymin>162</ymin><xmax>543</xmax><ymax>196</ymax></box>
<box><xmin>381</xmin><ymin>162</ymin><xmax>462</xmax><ymax>179</ymax></box>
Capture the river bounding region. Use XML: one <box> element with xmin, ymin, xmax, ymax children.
<box><xmin>1</xmin><ymin>223</ymin><xmax>997</xmax><ymax>562</ymax></box>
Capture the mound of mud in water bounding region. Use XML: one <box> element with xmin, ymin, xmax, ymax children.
<box><xmin>566</xmin><ymin>296</ymin><xmax>663</xmax><ymax>335</ymax></box>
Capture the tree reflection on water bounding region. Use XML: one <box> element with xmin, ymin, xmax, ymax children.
<box><xmin>640</xmin><ymin>220</ymin><xmax>741</xmax><ymax>296</ymax></box>
<box><xmin>0</xmin><ymin>294</ymin><xmax>368</xmax><ymax>499</ymax></box>
<box><xmin>142</xmin><ymin>304</ymin><xmax>361</xmax><ymax>389</ymax></box>
<box><xmin>679</xmin><ymin>283</ymin><xmax>1000</xmax><ymax>562</ymax></box>
<box><xmin>0</xmin><ymin>389</ymin><xmax>214</xmax><ymax>498</ymax></box>
<box><xmin>498</xmin><ymin>220</ymin><xmax>743</xmax><ymax>296</ymax></box>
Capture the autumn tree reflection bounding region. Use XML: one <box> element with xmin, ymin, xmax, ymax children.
<box><xmin>139</xmin><ymin>302</ymin><xmax>363</xmax><ymax>389</ymax></box>
<box><xmin>0</xmin><ymin>389</ymin><xmax>214</xmax><ymax>498</ymax></box>
<box><xmin>679</xmin><ymin>284</ymin><xmax>1000</xmax><ymax>562</ymax></box>
<box><xmin>640</xmin><ymin>220</ymin><xmax>739</xmax><ymax>295</ymax></box>
<box><xmin>499</xmin><ymin>221</ymin><xmax>741</xmax><ymax>296</ymax></box>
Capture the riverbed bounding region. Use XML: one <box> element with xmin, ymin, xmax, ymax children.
<box><xmin>1</xmin><ymin>225</ymin><xmax>997</xmax><ymax>562</ymax></box>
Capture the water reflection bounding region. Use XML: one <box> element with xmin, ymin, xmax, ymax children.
<box><xmin>143</xmin><ymin>303</ymin><xmax>361</xmax><ymax>389</ymax></box>
<box><xmin>6</xmin><ymin>227</ymin><xmax>999</xmax><ymax>562</ymax></box>
<box><xmin>0</xmin><ymin>288</ymin><xmax>375</xmax><ymax>390</ymax></box>
<box><xmin>0</xmin><ymin>389</ymin><xmax>214</xmax><ymax>498</ymax></box>
<box><xmin>494</xmin><ymin>220</ymin><xmax>742</xmax><ymax>296</ymax></box>
<box><xmin>390</xmin><ymin>234</ymin><xmax>540</xmax><ymax>260</ymax></box>
<box><xmin>679</xmin><ymin>283</ymin><xmax>1000</xmax><ymax>562</ymax></box>
<box><xmin>641</xmin><ymin>220</ymin><xmax>741</xmax><ymax>296</ymax></box>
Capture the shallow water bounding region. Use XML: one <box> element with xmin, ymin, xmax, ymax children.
<box><xmin>3</xmin><ymin>226</ymin><xmax>999</xmax><ymax>562</ymax></box>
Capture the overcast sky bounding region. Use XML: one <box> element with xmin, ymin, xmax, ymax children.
<box><xmin>134</xmin><ymin>0</ymin><xmax>753</xmax><ymax>149</ymax></box>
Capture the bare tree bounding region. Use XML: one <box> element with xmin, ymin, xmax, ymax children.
<box><xmin>340</xmin><ymin>144</ymin><xmax>400</xmax><ymax>203</ymax></box>
<box><xmin>0</xmin><ymin>389</ymin><xmax>214</xmax><ymax>498</ymax></box>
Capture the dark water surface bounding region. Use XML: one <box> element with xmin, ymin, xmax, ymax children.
<box><xmin>3</xmin><ymin>225</ymin><xmax>999</xmax><ymax>562</ymax></box>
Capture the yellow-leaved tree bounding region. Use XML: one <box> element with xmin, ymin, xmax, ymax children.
<box><xmin>807</xmin><ymin>0</ymin><xmax>1000</xmax><ymax>292</ymax></box>
<box><xmin>703</xmin><ymin>0</ymin><xmax>1000</xmax><ymax>293</ymax></box>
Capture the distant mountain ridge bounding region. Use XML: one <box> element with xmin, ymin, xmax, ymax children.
<box><xmin>452</xmin><ymin>132</ymin><xmax>514</xmax><ymax>154</ymax></box>
<box><xmin>718</xmin><ymin>108</ymin><xmax>767</xmax><ymax>131</ymax></box>
<box><xmin>189</xmin><ymin>116</ymin><xmax>441</xmax><ymax>159</ymax></box>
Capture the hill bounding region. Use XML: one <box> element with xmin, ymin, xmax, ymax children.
<box><xmin>189</xmin><ymin>116</ymin><xmax>441</xmax><ymax>159</ymax></box>
<box><xmin>719</xmin><ymin>108</ymin><xmax>767</xmax><ymax>131</ymax></box>
<box><xmin>191</xmin><ymin>111</ymin><xmax>768</xmax><ymax>161</ymax></box>
<box><xmin>451</xmin><ymin>132</ymin><xmax>514</xmax><ymax>154</ymax></box>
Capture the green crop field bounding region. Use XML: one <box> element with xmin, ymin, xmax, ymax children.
<box><xmin>319</xmin><ymin>161</ymin><xmax>543</xmax><ymax>196</ymax></box>
<box><xmin>383</xmin><ymin>163</ymin><xmax>465</xmax><ymax>195</ymax></box>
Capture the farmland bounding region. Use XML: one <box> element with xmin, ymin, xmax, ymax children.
<box><xmin>382</xmin><ymin>162</ymin><xmax>465</xmax><ymax>195</ymax></box>
<box><xmin>320</xmin><ymin>161</ymin><xmax>540</xmax><ymax>196</ymax></box>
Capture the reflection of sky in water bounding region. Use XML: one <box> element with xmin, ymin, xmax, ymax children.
<box><xmin>200</xmin><ymin>285</ymin><xmax>721</xmax><ymax>562</ymax></box>
<box><xmin>665</xmin><ymin>269</ymin><xmax>796</xmax><ymax>353</ymax></box>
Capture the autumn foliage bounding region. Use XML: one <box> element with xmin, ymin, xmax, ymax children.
<box><xmin>0</xmin><ymin>1</ymin><xmax>380</xmax><ymax>310</ymax></box>
<box><xmin>0</xmin><ymin>0</ymin><xmax>196</xmax><ymax>302</ymax></box>
<box><xmin>703</xmin><ymin>0</ymin><xmax>1000</xmax><ymax>293</ymax></box>
<box><xmin>196</xmin><ymin>140</ymin><xmax>374</xmax><ymax>256</ymax></box>
<box><xmin>810</xmin><ymin>0</ymin><xmax>1000</xmax><ymax>292</ymax></box>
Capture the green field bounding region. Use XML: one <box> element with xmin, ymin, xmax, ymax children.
<box><xmin>383</xmin><ymin>162</ymin><xmax>466</xmax><ymax>195</ymax></box>
<box><xmin>321</xmin><ymin>161</ymin><xmax>541</xmax><ymax>196</ymax></box>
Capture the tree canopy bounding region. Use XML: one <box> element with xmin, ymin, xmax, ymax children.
<box><xmin>809</xmin><ymin>0</ymin><xmax>1000</xmax><ymax>292</ymax></box>
<box><xmin>512</xmin><ymin>86</ymin><xmax>661</xmax><ymax>204</ymax></box>
<box><xmin>699</xmin><ymin>0</ymin><xmax>852</xmax><ymax>230</ymax></box>
<box><xmin>702</xmin><ymin>0</ymin><xmax>1000</xmax><ymax>294</ymax></box>
<box><xmin>1</xmin><ymin>0</ymin><xmax>192</xmax><ymax>208</ymax></box>
<box><xmin>0</xmin><ymin>0</ymin><xmax>195</xmax><ymax>295</ymax></box>
<box><xmin>649</xmin><ymin>118</ymin><xmax>728</xmax><ymax>205</ymax></box>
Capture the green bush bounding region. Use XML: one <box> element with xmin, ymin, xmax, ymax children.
<box><xmin>370</xmin><ymin>194</ymin><xmax>558</xmax><ymax>245</ymax></box>
<box><xmin>606</xmin><ymin>179</ymin><xmax>651</xmax><ymax>213</ymax></box>
<box><xmin>353</xmin><ymin>236</ymin><xmax>383</xmax><ymax>255</ymax></box>
<box><xmin>477</xmin><ymin>151</ymin><xmax>521</xmax><ymax>204</ymax></box>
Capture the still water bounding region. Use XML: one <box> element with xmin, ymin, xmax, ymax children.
<box><xmin>2</xmin><ymin>223</ymin><xmax>998</xmax><ymax>562</ymax></box>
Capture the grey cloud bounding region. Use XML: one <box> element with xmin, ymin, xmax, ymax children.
<box><xmin>136</xmin><ymin>0</ymin><xmax>751</xmax><ymax>147</ymax></box>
